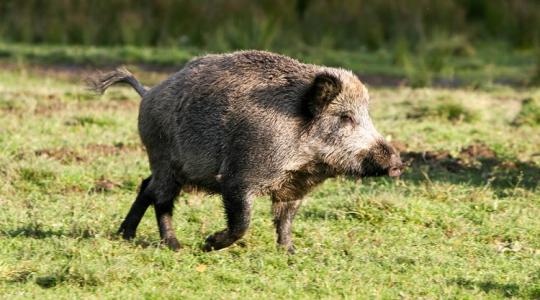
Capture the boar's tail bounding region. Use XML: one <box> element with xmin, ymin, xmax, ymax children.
<box><xmin>87</xmin><ymin>66</ymin><xmax>147</xmax><ymax>97</ymax></box>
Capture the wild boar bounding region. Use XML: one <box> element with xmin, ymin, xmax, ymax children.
<box><xmin>89</xmin><ymin>50</ymin><xmax>403</xmax><ymax>253</ymax></box>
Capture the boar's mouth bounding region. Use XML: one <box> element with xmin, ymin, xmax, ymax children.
<box><xmin>388</xmin><ymin>166</ymin><xmax>402</xmax><ymax>177</ymax></box>
<box><xmin>358</xmin><ymin>162</ymin><xmax>402</xmax><ymax>178</ymax></box>
<box><xmin>339</xmin><ymin>165</ymin><xmax>387</xmax><ymax>179</ymax></box>
<box><xmin>355</xmin><ymin>145</ymin><xmax>404</xmax><ymax>178</ymax></box>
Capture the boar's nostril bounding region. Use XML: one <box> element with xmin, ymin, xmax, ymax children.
<box><xmin>388</xmin><ymin>167</ymin><xmax>401</xmax><ymax>177</ymax></box>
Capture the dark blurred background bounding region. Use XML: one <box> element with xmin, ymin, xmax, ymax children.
<box><xmin>0</xmin><ymin>0</ymin><xmax>539</xmax><ymax>87</ymax></box>
<box><xmin>1</xmin><ymin>0</ymin><xmax>538</xmax><ymax>50</ymax></box>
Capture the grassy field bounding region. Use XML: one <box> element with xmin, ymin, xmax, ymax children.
<box><xmin>0</xmin><ymin>53</ymin><xmax>540</xmax><ymax>299</ymax></box>
<box><xmin>1</xmin><ymin>42</ymin><xmax>537</xmax><ymax>87</ymax></box>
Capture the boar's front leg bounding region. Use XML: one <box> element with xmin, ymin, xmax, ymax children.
<box><xmin>272</xmin><ymin>196</ymin><xmax>303</xmax><ymax>254</ymax></box>
<box><xmin>203</xmin><ymin>185</ymin><xmax>253</xmax><ymax>251</ymax></box>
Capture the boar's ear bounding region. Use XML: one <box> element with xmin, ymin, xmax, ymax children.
<box><xmin>303</xmin><ymin>72</ymin><xmax>342</xmax><ymax>117</ymax></box>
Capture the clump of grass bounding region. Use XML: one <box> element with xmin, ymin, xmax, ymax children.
<box><xmin>3</xmin><ymin>266</ymin><xmax>35</xmax><ymax>284</ymax></box>
<box><xmin>207</xmin><ymin>17</ymin><xmax>280</xmax><ymax>52</ymax></box>
<box><xmin>393</xmin><ymin>34</ymin><xmax>475</xmax><ymax>87</ymax></box>
<box><xmin>425</xmin><ymin>34</ymin><xmax>475</xmax><ymax>58</ymax></box>
<box><xmin>336</xmin><ymin>193</ymin><xmax>405</xmax><ymax>225</ymax></box>
<box><xmin>18</xmin><ymin>167</ymin><xmax>56</xmax><ymax>188</ymax></box>
<box><xmin>65</xmin><ymin>115</ymin><xmax>116</xmax><ymax>127</ymax></box>
<box><xmin>0</xmin><ymin>96</ymin><xmax>24</xmax><ymax>111</ymax></box>
<box><xmin>393</xmin><ymin>40</ymin><xmax>433</xmax><ymax>88</ymax></box>
<box><xmin>404</xmin><ymin>58</ymin><xmax>433</xmax><ymax>88</ymax></box>
<box><xmin>422</xmin><ymin>33</ymin><xmax>475</xmax><ymax>79</ymax></box>
<box><xmin>407</xmin><ymin>97</ymin><xmax>479</xmax><ymax>123</ymax></box>
<box><xmin>512</xmin><ymin>97</ymin><xmax>540</xmax><ymax>126</ymax></box>
<box><xmin>35</xmin><ymin>267</ymin><xmax>102</xmax><ymax>288</ymax></box>
<box><xmin>63</xmin><ymin>91</ymin><xmax>96</xmax><ymax>101</ymax></box>
<box><xmin>435</xmin><ymin>102</ymin><xmax>479</xmax><ymax>122</ymax></box>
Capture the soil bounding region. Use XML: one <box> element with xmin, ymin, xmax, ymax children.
<box><xmin>34</xmin><ymin>148</ymin><xmax>85</xmax><ymax>163</ymax></box>
<box><xmin>85</xmin><ymin>143</ymin><xmax>142</xmax><ymax>156</ymax></box>
<box><xmin>91</xmin><ymin>178</ymin><xmax>121</xmax><ymax>193</ymax></box>
<box><xmin>393</xmin><ymin>141</ymin><xmax>512</xmax><ymax>173</ymax></box>
<box><xmin>34</xmin><ymin>143</ymin><xmax>142</xmax><ymax>164</ymax></box>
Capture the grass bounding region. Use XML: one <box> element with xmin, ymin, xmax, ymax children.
<box><xmin>0</xmin><ymin>56</ymin><xmax>539</xmax><ymax>299</ymax></box>
<box><xmin>405</xmin><ymin>95</ymin><xmax>481</xmax><ymax>123</ymax></box>
<box><xmin>0</xmin><ymin>42</ymin><xmax>537</xmax><ymax>87</ymax></box>
<box><xmin>513</xmin><ymin>97</ymin><xmax>540</xmax><ymax>126</ymax></box>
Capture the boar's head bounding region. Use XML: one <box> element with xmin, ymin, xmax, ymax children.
<box><xmin>302</xmin><ymin>70</ymin><xmax>403</xmax><ymax>178</ymax></box>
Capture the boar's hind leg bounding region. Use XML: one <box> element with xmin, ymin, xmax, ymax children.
<box><xmin>203</xmin><ymin>186</ymin><xmax>253</xmax><ymax>251</ymax></box>
<box><xmin>118</xmin><ymin>176</ymin><xmax>153</xmax><ymax>240</ymax></box>
<box><xmin>272</xmin><ymin>196</ymin><xmax>302</xmax><ymax>254</ymax></box>
<box><xmin>118</xmin><ymin>175</ymin><xmax>182</xmax><ymax>251</ymax></box>
<box><xmin>151</xmin><ymin>177</ymin><xmax>182</xmax><ymax>251</ymax></box>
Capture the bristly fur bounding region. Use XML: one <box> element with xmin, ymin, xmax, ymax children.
<box><xmin>86</xmin><ymin>66</ymin><xmax>147</xmax><ymax>97</ymax></box>
<box><xmin>91</xmin><ymin>50</ymin><xmax>402</xmax><ymax>253</ymax></box>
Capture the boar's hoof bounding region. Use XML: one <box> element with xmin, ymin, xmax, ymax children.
<box><xmin>203</xmin><ymin>230</ymin><xmax>237</xmax><ymax>252</ymax></box>
<box><xmin>288</xmin><ymin>246</ymin><xmax>296</xmax><ymax>255</ymax></box>
<box><xmin>117</xmin><ymin>222</ymin><xmax>136</xmax><ymax>240</ymax></box>
<box><xmin>278</xmin><ymin>244</ymin><xmax>296</xmax><ymax>255</ymax></box>
<box><xmin>162</xmin><ymin>237</ymin><xmax>182</xmax><ymax>252</ymax></box>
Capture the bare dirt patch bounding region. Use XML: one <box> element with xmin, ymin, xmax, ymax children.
<box><xmin>84</xmin><ymin>143</ymin><xmax>143</xmax><ymax>156</ymax></box>
<box><xmin>394</xmin><ymin>141</ymin><xmax>506</xmax><ymax>173</ymax></box>
<box><xmin>34</xmin><ymin>143</ymin><xmax>142</xmax><ymax>164</ymax></box>
<box><xmin>35</xmin><ymin>148</ymin><xmax>85</xmax><ymax>164</ymax></box>
<box><xmin>392</xmin><ymin>141</ymin><xmax>540</xmax><ymax>189</ymax></box>
<box><xmin>90</xmin><ymin>177</ymin><xmax>121</xmax><ymax>193</ymax></box>
<box><xmin>401</xmin><ymin>148</ymin><xmax>463</xmax><ymax>172</ymax></box>
<box><xmin>34</xmin><ymin>99</ymin><xmax>66</xmax><ymax>115</ymax></box>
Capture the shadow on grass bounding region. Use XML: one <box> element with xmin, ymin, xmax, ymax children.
<box><xmin>1</xmin><ymin>224</ymin><xmax>96</xmax><ymax>239</ymax></box>
<box><xmin>1</xmin><ymin>223</ymin><xmax>165</xmax><ymax>250</ymax></box>
<box><xmin>397</xmin><ymin>142</ymin><xmax>540</xmax><ymax>192</ymax></box>
<box><xmin>449</xmin><ymin>278</ymin><xmax>540</xmax><ymax>298</ymax></box>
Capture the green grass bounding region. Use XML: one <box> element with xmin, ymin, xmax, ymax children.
<box><xmin>513</xmin><ymin>97</ymin><xmax>540</xmax><ymax>126</ymax></box>
<box><xmin>0</xmin><ymin>61</ymin><xmax>540</xmax><ymax>299</ymax></box>
<box><xmin>0</xmin><ymin>42</ymin><xmax>537</xmax><ymax>87</ymax></box>
<box><xmin>405</xmin><ymin>95</ymin><xmax>480</xmax><ymax>123</ymax></box>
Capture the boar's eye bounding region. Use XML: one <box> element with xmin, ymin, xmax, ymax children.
<box><xmin>339</xmin><ymin>114</ymin><xmax>355</xmax><ymax>126</ymax></box>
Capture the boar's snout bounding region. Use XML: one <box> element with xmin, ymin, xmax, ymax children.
<box><xmin>388</xmin><ymin>153</ymin><xmax>403</xmax><ymax>177</ymax></box>
<box><xmin>360</xmin><ymin>140</ymin><xmax>404</xmax><ymax>178</ymax></box>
